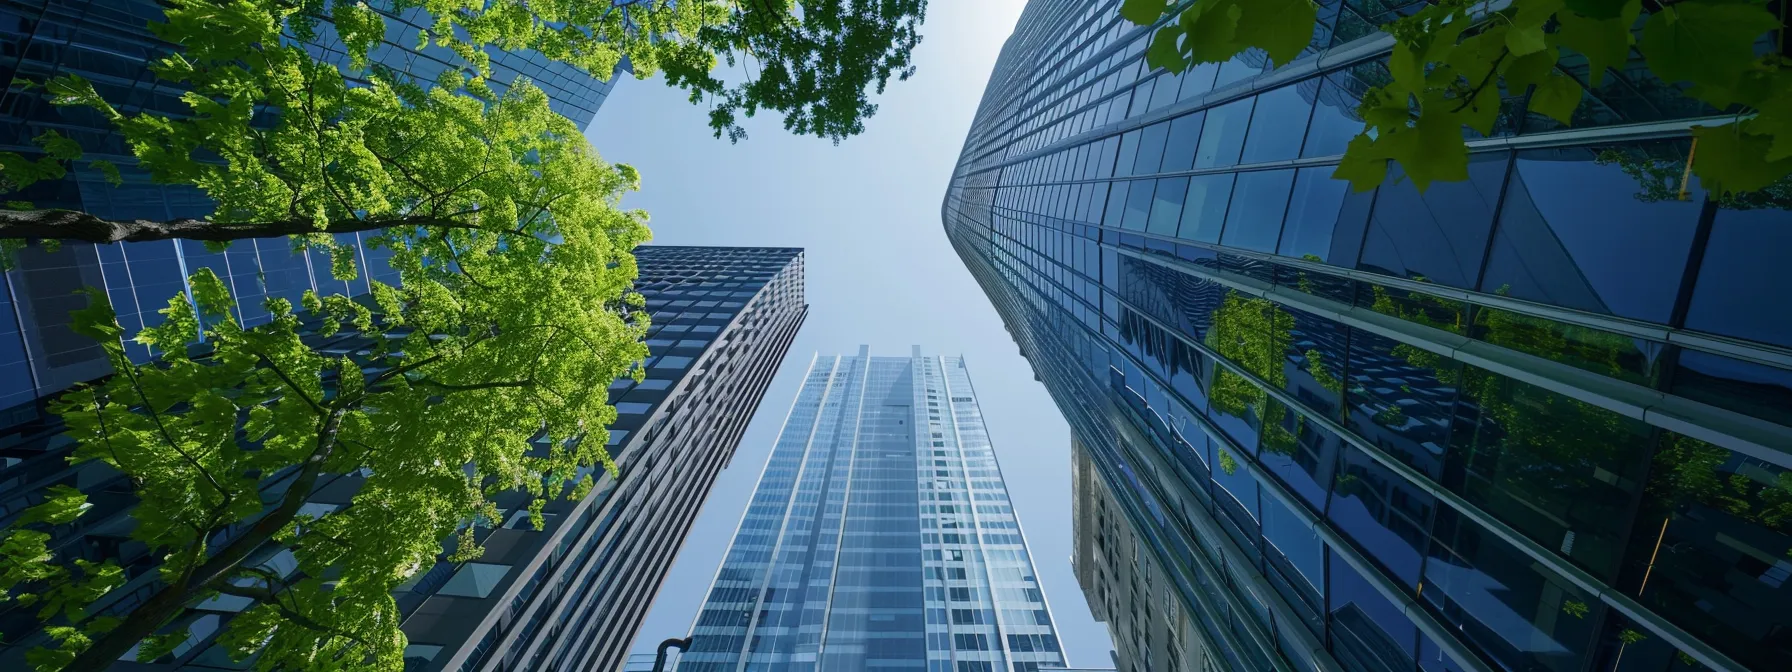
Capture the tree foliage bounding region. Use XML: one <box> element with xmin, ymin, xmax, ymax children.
<box><xmin>0</xmin><ymin>1</ymin><xmax>650</xmax><ymax>669</ymax></box>
<box><xmin>337</xmin><ymin>0</ymin><xmax>929</xmax><ymax>142</ymax></box>
<box><xmin>1121</xmin><ymin>0</ymin><xmax>1792</xmax><ymax>197</ymax></box>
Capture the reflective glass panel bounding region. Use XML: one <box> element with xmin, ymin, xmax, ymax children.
<box><xmin>1177</xmin><ymin>174</ymin><xmax>1236</xmax><ymax>243</ymax></box>
<box><xmin>1193</xmin><ymin>98</ymin><xmax>1255</xmax><ymax>169</ymax></box>
<box><xmin>1329</xmin><ymin>549</ymin><xmax>1420</xmax><ymax>672</ymax></box>
<box><xmin>1240</xmin><ymin>81</ymin><xmax>1317</xmax><ymax>163</ymax></box>
<box><xmin>1147</xmin><ymin>177</ymin><xmax>1189</xmax><ymax>237</ymax></box>
<box><xmin>1684</xmin><ymin>200</ymin><xmax>1792</xmax><ymax>348</ymax></box>
<box><xmin>1160</xmin><ymin>111</ymin><xmax>1206</xmax><ymax>173</ymax></box>
<box><xmin>1220</xmin><ymin>169</ymin><xmax>1295</xmax><ymax>253</ymax></box>
<box><xmin>1357</xmin><ymin>153</ymin><xmax>1511</xmax><ymax>290</ymax></box>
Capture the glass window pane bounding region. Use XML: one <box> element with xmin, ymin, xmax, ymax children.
<box><xmin>1280</xmin><ymin>167</ymin><xmax>1372</xmax><ymax>265</ymax></box>
<box><xmin>1684</xmin><ymin>201</ymin><xmax>1792</xmax><ymax>348</ymax></box>
<box><xmin>1178</xmin><ymin>61</ymin><xmax>1221</xmax><ymax>101</ymax></box>
<box><xmin>1480</xmin><ymin>143</ymin><xmax>1699</xmax><ymax>324</ymax></box>
<box><xmin>1177</xmin><ymin>174</ymin><xmax>1236</xmax><ymax>243</ymax></box>
<box><xmin>1220</xmin><ymin>169</ymin><xmax>1296</xmax><ymax>253</ymax></box>
<box><xmin>1101</xmin><ymin>181</ymin><xmax>1130</xmax><ymax>229</ymax></box>
<box><xmin>1095</xmin><ymin>136</ymin><xmax>1121</xmax><ymax>179</ymax></box>
<box><xmin>1621</xmin><ymin>431</ymin><xmax>1792</xmax><ymax>671</ymax></box>
<box><xmin>1133</xmin><ymin>121</ymin><xmax>1171</xmax><ymax>175</ymax></box>
<box><xmin>1148</xmin><ymin>71</ymin><xmax>1181</xmax><ymax>111</ymax></box>
<box><xmin>1259</xmin><ymin>401</ymin><xmax>1342</xmax><ymax>511</ymax></box>
<box><xmin>1344</xmin><ymin>328</ymin><xmax>1460</xmax><ymax>479</ymax></box>
<box><xmin>1448</xmin><ymin>366</ymin><xmax>1654</xmax><ymax>579</ymax></box>
<box><xmin>1147</xmin><ymin>177</ymin><xmax>1189</xmax><ymax>236</ymax></box>
<box><xmin>1670</xmin><ymin>349</ymin><xmax>1792</xmax><ymax>429</ymax></box>
<box><xmin>1193</xmin><ymin>98</ymin><xmax>1255</xmax><ymax>169</ymax></box>
<box><xmin>1329</xmin><ymin>441</ymin><xmax>1435</xmax><ymax>586</ymax></box>
<box><xmin>1422</xmin><ymin>507</ymin><xmax>1600</xmax><ymax>672</ymax></box>
<box><xmin>1160</xmin><ymin>111</ymin><xmax>1206</xmax><ymax>173</ymax></box>
<box><xmin>1121</xmin><ymin>180</ymin><xmax>1154</xmax><ymax>231</ymax></box>
<box><xmin>1304</xmin><ymin>76</ymin><xmax>1369</xmax><ymax>158</ymax></box>
<box><xmin>1357</xmin><ymin>152</ymin><xmax>1511</xmax><ymax>290</ymax></box>
<box><xmin>1114</xmin><ymin>129</ymin><xmax>1142</xmax><ymax>178</ymax></box>
<box><xmin>1241</xmin><ymin>82</ymin><xmax>1318</xmax><ymax>163</ymax></box>
<box><xmin>1128</xmin><ymin>77</ymin><xmax>1156</xmax><ymax>119</ymax></box>
<box><xmin>1329</xmin><ymin>548</ymin><xmax>1419</xmax><ymax>672</ymax></box>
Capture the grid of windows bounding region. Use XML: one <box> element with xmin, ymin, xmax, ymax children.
<box><xmin>946</xmin><ymin>1</ymin><xmax>1791</xmax><ymax>672</ymax></box>
<box><xmin>682</xmin><ymin>351</ymin><xmax>1067</xmax><ymax>672</ymax></box>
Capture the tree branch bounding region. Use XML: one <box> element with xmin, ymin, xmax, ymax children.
<box><xmin>0</xmin><ymin>209</ymin><xmax>492</xmax><ymax>244</ymax></box>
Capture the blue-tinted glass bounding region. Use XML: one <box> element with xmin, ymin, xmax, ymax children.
<box><xmin>1128</xmin><ymin>77</ymin><xmax>1156</xmax><ymax>119</ymax></box>
<box><xmin>1148</xmin><ymin>71</ymin><xmax>1181</xmax><ymax>111</ymax></box>
<box><xmin>1261</xmin><ymin>494</ymin><xmax>1324</xmax><ymax>601</ymax></box>
<box><xmin>1671</xmin><ymin>349</ymin><xmax>1792</xmax><ymax>429</ymax></box>
<box><xmin>1193</xmin><ymin>98</ymin><xmax>1255</xmax><ymax>169</ymax></box>
<box><xmin>1215</xmin><ymin>53</ymin><xmax>1265</xmax><ymax>88</ymax></box>
<box><xmin>1328</xmin><ymin>548</ymin><xmax>1419</xmax><ymax>672</ymax></box>
<box><xmin>1160</xmin><ymin>112</ymin><xmax>1205</xmax><ymax>172</ymax></box>
<box><xmin>1178</xmin><ymin>61</ymin><xmax>1222</xmax><ymax>101</ymax></box>
<box><xmin>1095</xmin><ymin>136</ymin><xmax>1121</xmax><ymax>179</ymax></box>
<box><xmin>1422</xmin><ymin>507</ymin><xmax>1599</xmax><ymax>672</ymax></box>
<box><xmin>1480</xmin><ymin>144</ymin><xmax>1699</xmax><ymax>323</ymax></box>
<box><xmin>1258</xmin><ymin>402</ymin><xmax>1341</xmax><ymax>511</ymax></box>
<box><xmin>1357</xmin><ymin>152</ymin><xmax>1510</xmax><ymax>289</ymax></box>
<box><xmin>1240</xmin><ymin>82</ymin><xmax>1317</xmax><ymax>163</ymax></box>
<box><xmin>1684</xmin><ymin>202</ymin><xmax>1792</xmax><ymax>348</ymax></box>
<box><xmin>1133</xmin><ymin>121</ymin><xmax>1171</xmax><ymax>175</ymax></box>
<box><xmin>1220</xmin><ymin>169</ymin><xmax>1295</xmax><ymax>253</ymax></box>
<box><xmin>1447</xmin><ymin>366</ymin><xmax>1652</xmax><ymax>579</ymax></box>
<box><xmin>1147</xmin><ymin>177</ymin><xmax>1189</xmax><ymax>236</ymax></box>
<box><xmin>1419</xmin><ymin>633</ymin><xmax>1473</xmax><ymax>672</ymax></box>
<box><xmin>1328</xmin><ymin>442</ymin><xmax>1435</xmax><ymax>585</ymax></box>
<box><xmin>1279</xmin><ymin>167</ymin><xmax>1371</xmax><ymax>265</ymax></box>
<box><xmin>1620</xmin><ymin>431</ymin><xmax>1792</xmax><ymax>671</ymax></box>
<box><xmin>1177</xmin><ymin>174</ymin><xmax>1236</xmax><ymax>243</ymax></box>
<box><xmin>1122</xmin><ymin>180</ymin><xmax>1155</xmax><ymax>231</ymax></box>
<box><xmin>1344</xmin><ymin>328</ymin><xmax>1459</xmax><ymax>480</ymax></box>
<box><xmin>1303</xmin><ymin>77</ymin><xmax>1368</xmax><ymax>158</ymax></box>
<box><xmin>1114</xmin><ymin>129</ymin><xmax>1142</xmax><ymax>178</ymax></box>
<box><xmin>1101</xmin><ymin>181</ymin><xmax>1131</xmax><ymax>229</ymax></box>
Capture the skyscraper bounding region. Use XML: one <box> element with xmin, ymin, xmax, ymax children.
<box><xmin>681</xmin><ymin>348</ymin><xmax>1067</xmax><ymax>672</ymax></box>
<box><xmin>945</xmin><ymin>2</ymin><xmax>1792</xmax><ymax>672</ymax></box>
<box><xmin>0</xmin><ymin>246</ymin><xmax>807</xmax><ymax>670</ymax></box>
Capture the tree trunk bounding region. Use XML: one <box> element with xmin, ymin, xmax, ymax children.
<box><xmin>0</xmin><ymin>209</ymin><xmax>476</xmax><ymax>244</ymax></box>
<box><xmin>62</xmin><ymin>409</ymin><xmax>346</xmax><ymax>671</ymax></box>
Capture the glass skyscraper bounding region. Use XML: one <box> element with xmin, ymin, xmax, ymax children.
<box><xmin>681</xmin><ymin>348</ymin><xmax>1067</xmax><ymax>672</ymax></box>
<box><xmin>0</xmin><ymin>247</ymin><xmax>807</xmax><ymax>670</ymax></box>
<box><xmin>945</xmin><ymin>2</ymin><xmax>1791</xmax><ymax>672</ymax></box>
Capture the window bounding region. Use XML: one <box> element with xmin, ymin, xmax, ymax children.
<box><xmin>1193</xmin><ymin>97</ymin><xmax>1254</xmax><ymax>168</ymax></box>
<box><xmin>1279</xmin><ymin>167</ymin><xmax>1371</xmax><ymax>264</ymax></box>
<box><xmin>1132</xmin><ymin>121</ymin><xmax>1171</xmax><ymax>175</ymax></box>
<box><xmin>615</xmin><ymin>402</ymin><xmax>652</xmax><ymax>415</ymax></box>
<box><xmin>1356</xmin><ymin>152</ymin><xmax>1510</xmax><ymax>289</ymax></box>
<box><xmin>652</xmin><ymin>356</ymin><xmax>693</xmax><ymax>370</ymax></box>
<box><xmin>1177</xmin><ymin>174</ymin><xmax>1235</xmax><ymax>243</ymax></box>
<box><xmin>1684</xmin><ymin>199</ymin><xmax>1792</xmax><ymax>347</ymax></box>
<box><xmin>1160</xmin><ymin>112</ymin><xmax>1204</xmax><ymax>172</ymax></box>
<box><xmin>1219</xmin><ymin>169</ymin><xmax>1295</xmax><ymax>252</ymax></box>
<box><xmin>1241</xmin><ymin>83</ymin><xmax>1316</xmax><ymax>163</ymax></box>
<box><xmin>1146</xmin><ymin>177</ymin><xmax>1188</xmax><ymax>236</ymax></box>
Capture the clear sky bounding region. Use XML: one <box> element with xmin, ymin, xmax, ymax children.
<box><xmin>586</xmin><ymin>1</ymin><xmax>1117</xmax><ymax>666</ymax></box>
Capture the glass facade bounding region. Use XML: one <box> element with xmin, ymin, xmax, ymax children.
<box><xmin>682</xmin><ymin>349</ymin><xmax>1067</xmax><ymax>672</ymax></box>
<box><xmin>0</xmin><ymin>246</ymin><xmax>807</xmax><ymax>671</ymax></box>
<box><xmin>944</xmin><ymin>2</ymin><xmax>1791</xmax><ymax>672</ymax></box>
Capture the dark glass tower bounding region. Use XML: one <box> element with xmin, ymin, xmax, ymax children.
<box><xmin>0</xmin><ymin>246</ymin><xmax>806</xmax><ymax>671</ymax></box>
<box><xmin>945</xmin><ymin>2</ymin><xmax>1792</xmax><ymax>672</ymax></box>
<box><xmin>681</xmin><ymin>348</ymin><xmax>1067</xmax><ymax>672</ymax></box>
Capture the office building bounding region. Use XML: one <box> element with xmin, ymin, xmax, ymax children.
<box><xmin>681</xmin><ymin>348</ymin><xmax>1067</xmax><ymax>672</ymax></box>
<box><xmin>0</xmin><ymin>246</ymin><xmax>807</xmax><ymax>670</ymax></box>
<box><xmin>1072</xmin><ymin>439</ymin><xmax>1213</xmax><ymax>672</ymax></box>
<box><xmin>944</xmin><ymin>1</ymin><xmax>1792</xmax><ymax>671</ymax></box>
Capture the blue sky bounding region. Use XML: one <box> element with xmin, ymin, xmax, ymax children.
<box><xmin>585</xmin><ymin>1</ymin><xmax>1117</xmax><ymax>666</ymax></box>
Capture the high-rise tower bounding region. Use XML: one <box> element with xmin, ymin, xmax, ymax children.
<box><xmin>944</xmin><ymin>1</ymin><xmax>1792</xmax><ymax>671</ymax></box>
<box><xmin>682</xmin><ymin>348</ymin><xmax>1068</xmax><ymax>672</ymax></box>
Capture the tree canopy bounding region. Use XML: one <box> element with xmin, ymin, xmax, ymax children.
<box><xmin>0</xmin><ymin>0</ymin><xmax>651</xmax><ymax>669</ymax></box>
<box><xmin>367</xmin><ymin>0</ymin><xmax>929</xmax><ymax>142</ymax></box>
<box><xmin>1121</xmin><ymin>0</ymin><xmax>1791</xmax><ymax>197</ymax></box>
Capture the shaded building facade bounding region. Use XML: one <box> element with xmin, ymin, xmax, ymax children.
<box><xmin>0</xmin><ymin>246</ymin><xmax>807</xmax><ymax>671</ymax></box>
<box><xmin>681</xmin><ymin>348</ymin><xmax>1067</xmax><ymax>672</ymax></box>
<box><xmin>944</xmin><ymin>1</ymin><xmax>1792</xmax><ymax>672</ymax></box>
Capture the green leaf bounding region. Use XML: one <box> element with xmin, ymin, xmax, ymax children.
<box><xmin>1181</xmin><ymin>1</ymin><xmax>1246</xmax><ymax>63</ymax></box>
<box><xmin>1555</xmin><ymin>2</ymin><xmax>1639</xmax><ymax>87</ymax></box>
<box><xmin>1234</xmin><ymin>0</ymin><xmax>1319</xmax><ymax>66</ymax></box>
<box><xmin>1640</xmin><ymin>1</ymin><xmax>1781</xmax><ymax>94</ymax></box>
<box><xmin>68</xmin><ymin>288</ymin><xmax>124</xmax><ymax>353</ymax></box>
<box><xmin>1503</xmin><ymin>49</ymin><xmax>1559</xmax><ymax>94</ymax></box>
<box><xmin>33</xmin><ymin>130</ymin><xmax>83</xmax><ymax>161</ymax></box>
<box><xmin>1121</xmin><ymin>0</ymin><xmax>1168</xmax><ymax>25</ymax></box>
<box><xmin>1528</xmin><ymin>74</ymin><xmax>1585</xmax><ymax>125</ymax></box>
<box><xmin>19</xmin><ymin>485</ymin><xmax>89</xmax><ymax>526</ymax></box>
<box><xmin>87</xmin><ymin>159</ymin><xmax>122</xmax><ymax>187</ymax></box>
<box><xmin>1505</xmin><ymin>24</ymin><xmax>1550</xmax><ymax>56</ymax></box>
<box><xmin>1565</xmin><ymin>0</ymin><xmax>1636</xmax><ymax>20</ymax></box>
<box><xmin>1691</xmin><ymin>122</ymin><xmax>1792</xmax><ymax>197</ymax></box>
<box><xmin>1146</xmin><ymin>25</ymin><xmax>1187</xmax><ymax>74</ymax></box>
<box><xmin>1333</xmin><ymin>134</ymin><xmax>1390</xmax><ymax>192</ymax></box>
